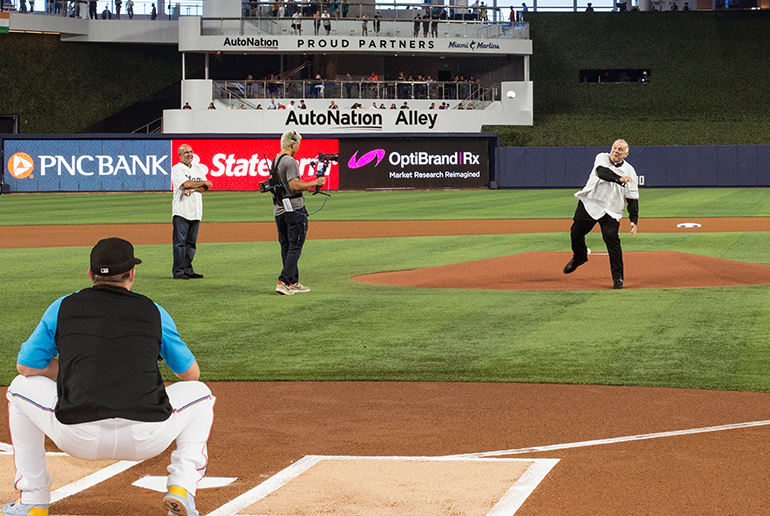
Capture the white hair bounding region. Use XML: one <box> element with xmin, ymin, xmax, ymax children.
<box><xmin>281</xmin><ymin>130</ymin><xmax>301</xmax><ymax>150</ymax></box>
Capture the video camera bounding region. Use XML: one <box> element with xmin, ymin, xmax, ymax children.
<box><xmin>310</xmin><ymin>152</ymin><xmax>338</xmax><ymax>196</ymax></box>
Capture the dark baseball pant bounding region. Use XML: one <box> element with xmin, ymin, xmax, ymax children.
<box><xmin>570</xmin><ymin>201</ymin><xmax>624</xmax><ymax>281</ymax></box>
<box><xmin>275</xmin><ymin>210</ymin><xmax>308</xmax><ymax>285</ymax></box>
<box><xmin>172</xmin><ymin>215</ymin><xmax>200</xmax><ymax>278</ymax></box>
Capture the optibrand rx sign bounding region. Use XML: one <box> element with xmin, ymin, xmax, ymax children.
<box><xmin>3</xmin><ymin>140</ymin><xmax>171</xmax><ymax>192</ymax></box>
<box><xmin>339</xmin><ymin>137</ymin><xmax>489</xmax><ymax>189</ymax></box>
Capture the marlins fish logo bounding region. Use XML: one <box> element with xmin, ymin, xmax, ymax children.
<box><xmin>7</xmin><ymin>152</ymin><xmax>34</xmax><ymax>179</ymax></box>
<box><xmin>348</xmin><ymin>149</ymin><xmax>385</xmax><ymax>169</ymax></box>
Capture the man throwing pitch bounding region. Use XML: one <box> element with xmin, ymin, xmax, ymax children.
<box><xmin>563</xmin><ymin>139</ymin><xmax>639</xmax><ymax>289</ymax></box>
<box><xmin>4</xmin><ymin>238</ymin><xmax>214</xmax><ymax>516</ymax></box>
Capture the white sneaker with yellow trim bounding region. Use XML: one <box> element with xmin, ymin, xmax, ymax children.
<box><xmin>163</xmin><ymin>486</ymin><xmax>199</xmax><ymax>516</ymax></box>
<box><xmin>0</xmin><ymin>501</ymin><xmax>49</xmax><ymax>516</ymax></box>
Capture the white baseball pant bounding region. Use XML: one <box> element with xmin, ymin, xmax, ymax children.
<box><xmin>6</xmin><ymin>375</ymin><xmax>215</xmax><ymax>505</ymax></box>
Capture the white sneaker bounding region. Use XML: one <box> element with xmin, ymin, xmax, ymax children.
<box><xmin>290</xmin><ymin>283</ymin><xmax>310</xmax><ymax>293</ymax></box>
<box><xmin>0</xmin><ymin>501</ymin><xmax>49</xmax><ymax>516</ymax></box>
<box><xmin>275</xmin><ymin>282</ymin><xmax>294</xmax><ymax>295</ymax></box>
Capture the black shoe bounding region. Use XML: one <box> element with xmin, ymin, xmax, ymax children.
<box><xmin>563</xmin><ymin>258</ymin><xmax>587</xmax><ymax>274</ymax></box>
<box><xmin>174</xmin><ymin>274</ymin><xmax>190</xmax><ymax>280</ymax></box>
<box><xmin>188</xmin><ymin>273</ymin><xmax>204</xmax><ymax>279</ymax></box>
<box><xmin>613</xmin><ymin>279</ymin><xmax>624</xmax><ymax>290</ymax></box>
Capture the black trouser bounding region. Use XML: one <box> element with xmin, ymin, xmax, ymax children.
<box><xmin>570</xmin><ymin>201</ymin><xmax>624</xmax><ymax>281</ymax></box>
<box><xmin>275</xmin><ymin>210</ymin><xmax>308</xmax><ymax>285</ymax></box>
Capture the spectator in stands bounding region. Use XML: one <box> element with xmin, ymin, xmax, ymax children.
<box><xmin>401</xmin><ymin>101</ymin><xmax>409</xmax><ymax>109</ymax></box>
<box><xmin>344</xmin><ymin>73</ymin><xmax>354</xmax><ymax>98</ymax></box>
<box><xmin>292</xmin><ymin>11</ymin><xmax>301</xmax><ymax>34</ymax></box>
<box><xmin>390</xmin><ymin>103</ymin><xmax>397</xmax><ymax>109</ymax></box>
<box><xmin>430</xmin><ymin>13</ymin><xmax>438</xmax><ymax>37</ymax></box>
<box><xmin>101</xmin><ymin>6</ymin><xmax>111</xmax><ymax>18</ymax></box>
<box><xmin>115</xmin><ymin>0</ymin><xmax>121</xmax><ymax>18</ymax></box>
<box><xmin>361</xmin><ymin>12</ymin><xmax>369</xmax><ymax>36</ymax></box>
<box><xmin>322</xmin><ymin>10</ymin><xmax>331</xmax><ymax>35</ymax></box>
<box><xmin>88</xmin><ymin>0</ymin><xmax>96</xmax><ymax>18</ymax></box>
<box><xmin>20</xmin><ymin>0</ymin><xmax>28</xmax><ymax>12</ymax></box>
<box><xmin>329</xmin><ymin>101</ymin><xmax>339</xmax><ymax>109</ymax></box>
<box><xmin>586</xmin><ymin>2</ymin><xmax>594</xmax><ymax>10</ymax></box>
<box><xmin>379</xmin><ymin>103</ymin><xmax>386</xmax><ymax>109</ymax></box>
<box><xmin>126</xmin><ymin>0</ymin><xmax>133</xmax><ymax>18</ymax></box>
<box><xmin>183</xmin><ymin>102</ymin><xmax>192</xmax><ymax>110</ymax></box>
<box><xmin>299</xmin><ymin>100</ymin><xmax>307</xmax><ymax>109</ymax></box>
<box><xmin>479</xmin><ymin>1</ymin><xmax>487</xmax><ymax>21</ymax></box>
<box><xmin>509</xmin><ymin>6</ymin><xmax>515</xmax><ymax>22</ymax></box>
<box><xmin>683</xmin><ymin>1</ymin><xmax>690</xmax><ymax>9</ymax></box>
<box><xmin>467</xmin><ymin>103</ymin><xmax>474</xmax><ymax>110</ymax></box>
<box><xmin>228</xmin><ymin>103</ymin><xmax>235</xmax><ymax>110</ymax></box>
<box><xmin>239</xmin><ymin>105</ymin><xmax>247</xmax><ymax>110</ymax></box>
<box><xmin>288</xmin><ymin>100</ymin><xmax>296</xmax><ymax>109</ymax></box>
<box><xmin>422</xmin><ymin>13</ymin><xmax>429</xmax><ymax>37</ymax></box>
<box><xmin>519</xmin><ymin>2</ymin><xmax>527</xmax><ymax>21</ymax></box>
<box><xmin>374</xmin><ymin>11</ymin><xmax>381</xmax><ymax>36</ymax></box>
<box><xmin>370</xmin><ymin>102</ymin><xmax>378</xmax><ymax>109</ymax></box>
<box><xmin>429</xmin><ymin>102</ymin><xmax>435</xmax><ymax>109</ymax></box>
<box><xmin>207</xmin><ymin>103</ymin><xmax>216</xmax><ymax>109</ymax></box>
<box><xmin>256</xmin><ymin>104</ymin><xmax>263</xmax><ymax>109</ymax></box>
<box><xmin>277</xmin><ymin>103</ymin><xmax>286</xmax><ymax>110</ymax></box>
<box><xmin>267</xmin><ymin>98</ymin><xmax>277</xmax><ymax>109</ymax></box>
<box><xmin>151</xmin><ymin>2</ymin><xmax>156</xmax><ymax>19</ymax></box>
<box><xmin>413</xmin><ymin>13</ymin><xmax>420</xmax><ymax>37</ymax></box>
<box><xmin>313</xmin><ymin>11</ymin><xmax>320</xmax><ymax>35</ymax></box>
<box><xmin>341</xmin><ymin>0</ymin><xmax>348</xmax><ymax>17</ymax></box>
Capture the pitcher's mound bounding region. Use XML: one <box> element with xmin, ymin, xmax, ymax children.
<box><xmin>353</xmin><ymin>251</ymin><xmax>770</xmax><ymax>290</ymax></box>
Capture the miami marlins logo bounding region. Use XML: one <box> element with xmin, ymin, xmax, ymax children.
<box><xmin>348</xmin><ymin>149</ymin><xmax>385</xmax><ymax>169</ymax></box>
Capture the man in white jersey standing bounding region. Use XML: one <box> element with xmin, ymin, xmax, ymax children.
<box><xmin>563</xmin><ymin>139</ymin><xmax>639</xmax><ymax>289</ymax></box>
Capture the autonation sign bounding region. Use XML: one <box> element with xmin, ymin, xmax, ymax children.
<box><xmin>3</xmin><ymin>140</ymin><xmax>171</xmax><ymax>192</ymax></box>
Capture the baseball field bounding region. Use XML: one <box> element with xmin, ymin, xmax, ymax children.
<box><xmin>2</xmin><ymin>187</ymin><xmax>770</xmax><ymax>515</ymax></box>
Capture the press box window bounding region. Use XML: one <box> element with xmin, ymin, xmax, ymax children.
<box><xmin>579</xmin><ymin>69</ymin><xmax>651</xmax><ymax>83</ymax></box>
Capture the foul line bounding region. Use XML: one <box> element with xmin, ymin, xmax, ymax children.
<box><xmin>444</xmin><ymin>419</ymin><xmax>770</xmax><ymax>459</ymax></box>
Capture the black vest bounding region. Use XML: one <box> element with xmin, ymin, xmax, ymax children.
<box><xmin>54</xmin><ymin>285</ymin><xmax>172</xmax><ymax>424</ymax></box>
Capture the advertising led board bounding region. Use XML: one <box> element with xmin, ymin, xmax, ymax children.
<box><xmin>171</xmin><ymin>138</ymin><xmax>339</xmax><ymax>191</ymax></box>
<box><xmin>339</xmin><ymin>137</ymin><xmax>489</xmax><ymax>189</ymax></box>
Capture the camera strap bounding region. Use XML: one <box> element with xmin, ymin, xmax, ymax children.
<box><xmin>269</xmin><ymin>154</ymin><xmax>302</xmax><ymax>205</ymax></box>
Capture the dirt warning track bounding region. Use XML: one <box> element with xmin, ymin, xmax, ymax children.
<box><xmin>2</xmin><ymin>217</ymin><xmax>770</xmax><ymax>249</ymax></box>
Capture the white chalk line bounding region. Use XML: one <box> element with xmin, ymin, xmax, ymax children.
<box><xmin>209</xmin><ymin>455</ymin><xmax>560</xmax><ymax>516</ymax></box>
<box><xmin>443</xmin><ymin>418</ymin><xmax>770</xmax><ymax>459</ymax></box>
<box><xmin>50</xmin><ymin>460</ymin><xmax>142</xmax><ymax>503</ymax></box>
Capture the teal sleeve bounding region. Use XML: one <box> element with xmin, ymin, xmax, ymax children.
<box><xmin>17</xmin><ymin>296</ymin><xmax>66</xmax><ymax>369</ymax></box>
<box><xmin>155</xmin><ymin>303</ymin><xmax>197</xmax><ymax>375</ymax></box>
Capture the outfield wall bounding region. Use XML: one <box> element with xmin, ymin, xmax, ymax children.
<box><xmin>496</xmin><ymin>145</ymin><xmax>770</xmax><ymax>188</ymax></box>
<box><xmin>1</xmin><ymin>134</ymin><xmax>496</xmax><ymax>193</ymax></box>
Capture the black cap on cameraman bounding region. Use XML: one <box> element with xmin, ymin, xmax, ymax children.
<box><xmin>90</xmin><ymin>237</ymin><xmax>142</xmax><ymax>276</ymax></box>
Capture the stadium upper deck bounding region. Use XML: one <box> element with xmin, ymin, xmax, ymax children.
<box><xmin>5</xmin><ymin>0</ymin><xmax>533</xmax><ymax>134</ymax></box>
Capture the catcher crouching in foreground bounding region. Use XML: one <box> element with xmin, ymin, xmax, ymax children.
<box><xmin>3</xmin><ymin>237</ymin><xmax>214</xmax><ymax>516</ymax></box>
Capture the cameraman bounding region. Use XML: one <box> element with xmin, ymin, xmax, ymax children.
<box><xmin>272</xmin><ymin>130</ymin><xmax>326</xmax><ymax>295</ymax></box>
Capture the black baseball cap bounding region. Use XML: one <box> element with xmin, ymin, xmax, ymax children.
<box><xmin>90</xmin><ymin>237</ymin><xmax>142</xmax><ymax>276</ymax></box>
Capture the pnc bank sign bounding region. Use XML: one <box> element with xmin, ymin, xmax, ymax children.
<box><xmin>3</xmin><ymin>140</ymin><xmax>172</xmax><ymax>192</ymax></box>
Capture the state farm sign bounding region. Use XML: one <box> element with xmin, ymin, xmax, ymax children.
<box><xmin>171</xmin><ymin>138</ymin><xmax>339</xmax><ymax>191</ymax></box>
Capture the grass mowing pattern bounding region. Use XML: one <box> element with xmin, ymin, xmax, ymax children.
<box><xmin>4</xmin><ymin>188</ymin><xmax>770</xmax><ymax>225</ymax></box>
<box><xmin>3</xmin><ymin>218</ymin><xmax>770</xmax><ymax>391</ymax></box>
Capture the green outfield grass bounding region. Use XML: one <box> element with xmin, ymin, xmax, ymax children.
<box><xmin>2</xmin><ymin>189</ymin><xmax>770</xmax><ymax>391</ymax></box>
<box><xmin>3</xmin><ymin>188</ymin><xmax>770</xmax><ymax>225</ymax></box>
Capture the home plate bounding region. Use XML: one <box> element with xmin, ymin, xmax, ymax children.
<box><xmin>132</xmin><ymin>476</ymin><xmax>237</xmax><ymax>493</ymax></box>
<box><xmin>677</xmin><ymin>222</ymin><xmax>702</xmax><ymax>228</ymax></box>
